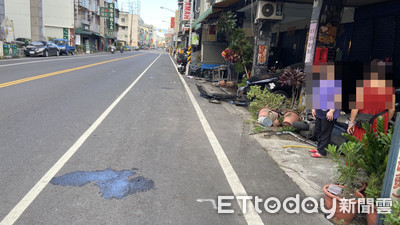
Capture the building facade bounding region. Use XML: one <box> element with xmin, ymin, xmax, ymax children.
<box><xmin>4</xmin><ymin>0</ymin><xmax>32</xmax><ymax>41</ymax></box>
<box><xmin>43</xmin><ymin>0</ymin><xmax>74</xmax><ymax>42</ymax></box>
<box><xmin>117</xmin><ymin>11</ymin><xmax>129</xmax><ymax>45</ymax></box>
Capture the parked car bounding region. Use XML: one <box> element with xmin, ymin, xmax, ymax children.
<box><xmin>53</xmin><ymin>39</ymin><xmax>75</xmax><ymax>55</ymax></box>
<box><xmin>15</xmin><ymin>38</ymin><xmax>30</xmax><ymax>48</ymax></box>
<box><xmin>24</xmin><ymin>41</ymin><xmax>60</xmax><ymax>57</ymax></box>
<box><xmin>123</xmin><ymin>45</ymin><xmax>131</xmax><ymax>51</ymax></box>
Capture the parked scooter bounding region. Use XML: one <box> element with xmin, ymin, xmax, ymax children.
<box><xmin>177</xmin><ymin>51</ymin><xmax>187</xmax><ymax>74</ymax></box>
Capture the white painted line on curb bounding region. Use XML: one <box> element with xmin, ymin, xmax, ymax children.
<box><xmin>168</xmin><ymin>55</ymin><xmax>264</xmax><ymax>225</ymax></box>
<box><xmin>0</xmin><ymin>54</ymin><xmax>161</xmax><ymax>225</ymax></box>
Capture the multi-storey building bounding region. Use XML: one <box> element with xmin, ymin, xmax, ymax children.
<box><xmin>74</xmin><ymin>0</ymin><xmax>101</xmax><ymax>51</ymax></box>
<box><xmin>74</xmin><ymin>0</ymin><xmax>120</xmax><ymax>52</ymax></box>
<box><xmin>43</xmin><ymin>0</ymin><xmax>74</xmax><ymax>45</ymax></box>
<box><xmin>139</xmin><ymin>24</ymin><xmax>154</xmax><ymax>48</ymax></box>
<box><xmin>3</xmin><ymin>0</ymin><xmax>34</xmax><ymax>41</ymax></box>
<box><xmin>117</xmin><ymin>11</ymin><xmax>128</xmax><ymax>45</ymax></box>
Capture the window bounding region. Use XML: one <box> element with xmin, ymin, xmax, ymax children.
<box><xmin>121</xmin><ymin>18</ymin><xmax>125</xmax><ymax>22</ymax></box>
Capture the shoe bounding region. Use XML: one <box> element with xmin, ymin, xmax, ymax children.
<box><xmin>309</xmin><ymin>149</ymin><xmax>317</xmax><ymax>153</ymax></box>
<box><xmin>311</xmin><ymin>153</ymin><xmax>326</xmax><ymax>158</ymax></box>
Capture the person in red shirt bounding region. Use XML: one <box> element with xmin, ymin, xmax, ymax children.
<box><xmin>347</xmin><ymin>60</ymin><xmax>395</xmax><ymax>140</ymax></box>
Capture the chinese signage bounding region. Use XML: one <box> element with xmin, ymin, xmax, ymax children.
<box><xmin>305</xmin><ymin>22</ymin><xmax>317</xmax><ymax>63</ymax></box>
<box><xmin>63</xmin><ymin>28</ymin><xmax>68</xmax><ymax>39</ymax></box>
<box><xmin>390</xmin><ymin>158</ymin><xmax>400</xmax><ymax>199</ymax></box>
<box><xmin>191</xmin><ymin>33</ymin><xmax>199</xmax><ymax>45</ymax></box>
<box><xmin>108</xmin><ymin>3</ymin><xmax>115</xmax><ymax>32</ymax></box>
<box><xmin>100</xmin><ymin>7</ymin><xmax>109</xmax><ymax>17</ymax></box>
<box><xmin>171</xmin><ymin>17</ymin><xmax>175</xmax><ymax>29</ymax></box>
<box><xmin>183</xmin><ymin>0</ymin><xmax>191</xmax><ymax>21</ymax></box>
<box><xmin>257</xmin><ymin>45</ymin><xmax>267</xmax><ymax>64</ymax></box>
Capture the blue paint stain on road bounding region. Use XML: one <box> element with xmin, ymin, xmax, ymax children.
<box><xmin>50</xmin><ymin>168</ymin><xmax>154</xmax><ymax>199</ymax></box>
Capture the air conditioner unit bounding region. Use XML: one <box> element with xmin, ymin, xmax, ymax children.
<box><xmin>256</xmin><ymin>1</ymin><xmax>284</xmax><ymax>21</ymax></box>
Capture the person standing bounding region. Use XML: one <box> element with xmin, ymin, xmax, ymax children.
<box><xmin>311</xmin><ymin>109</ymin><xmax>341</xmax><ymax>158</ymax></box>
<box><xmin>347</xmin><ymin>60</ymin><xmax>395</xmax><ymax>140</ymax></box>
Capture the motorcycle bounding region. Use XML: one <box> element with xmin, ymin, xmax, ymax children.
<box><xmin>177</xmin><ymin>52</ymin><xmax>187</xmax><ymax>75</ymax></box>
<box><xmin>110</xmin><ymin>46</ymin><xmax>115</xmax><ymax>54</ymax></box>
<box><xmin>120</xmin><ymin>47</ymin><xmax>124</xmax><ymax>53</ymax></box>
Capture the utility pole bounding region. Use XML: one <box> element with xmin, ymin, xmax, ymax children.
<box><xmin>129</xmin><ymin>1</ymin><xmax>133</xmax><ymax>47</ymax></box>
<box><xmin>185</xmin><ymin>0</ymin><xmax>194</xmax><ymax>76</ymax></box>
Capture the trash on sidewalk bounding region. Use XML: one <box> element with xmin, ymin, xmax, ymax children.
<box><xmin>209</xmin><ymin>99</ymin><xmax>221</xmax><ymax>104</ymax></box>
<box><xmin>196</xmin><ymin>83</ymin><xmax>236</xmax><ymax>101</ymax></box>
<box><xmin>258</xmin><ymin>116</ymin><xmax>273</xmax><ymax>127</ymax></box>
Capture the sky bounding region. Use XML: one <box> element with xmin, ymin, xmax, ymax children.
<box><xmin>118</xmin><ymin>0</ymin><xmax>178</xmax><ymax>32</ymax></box>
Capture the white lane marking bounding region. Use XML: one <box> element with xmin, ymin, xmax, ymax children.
<box><xmin>0</xmin><ymin>53</ymin><xmax>134</xmax><ymax>68</ymax></box>
<box><xmin>0</xmin><ymin>54</ymin><xmax>161</xmax><ymax>225</ymax></box>
<box><xmin>168</xmin><ymin>55</ymin><xmax>264</xmax><ymax>225</ymax></box>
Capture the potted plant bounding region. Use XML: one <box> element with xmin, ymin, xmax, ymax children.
<box><xmin>382</xmin><ymin>200</ymin><xmax>400</xmax><ymax>225</ymax></box>
<box><xmin>325</xmin><ymin>142</ymin><xmax>365</xmax><ymax>225</ymax></box>
<box><xmin>364</xmin><ymin>173</ymin><xmax>383</xmax><ymax>225</ymax></box>
<box><xmin>247</xmin><ymin>85</ymin><xmax>285</xmax><ymax>121</ymax></box>
<box><xmin>349</xmin><ymin>116</ymin><xmax>394</xmax><ymax>225</ymax></box>
<box><xmin>217</xmin><ymin>11</ymin><xmax>253</xmax><ymax>78</ymax></box>
<box><xmin>278</xmin><ymin>67</ymin><xmax>305</xmax><ymax>125</ymax></box>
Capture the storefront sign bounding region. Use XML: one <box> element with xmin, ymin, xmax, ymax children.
<box><xmin>257</xmin><ymin>45</ymin><xmax>267</xmax><ymax>64</ymax></box>
<box><xmin>63</xmin><ymin>28</ymin><xmax>68</xmax><ymax>40</ymax></box>
<box><xmin>75</xmin><ymin>34</ymin><xmax>81</xmax><ymax>45</ymax></box>
<box><xmin>191</xmin><ymin>33</ymin><xmax>199</xmax><ymax>45</ymax></box>
<box><xmin>108</xmin><ymin>3</ymin><xmax>115</xmax><ymax>31</ymax></box>
<box><xmin>318</xmin><ymin>24</ymin><xmax>337</xmax><ymax>45</ymax></box>
<box><xmin>305</xmin><ymin>22</ymin><xmax>318</xmax><ymax>63</ymax></box>
<box><xmin>171</xmin><ymin>17</ymin><xmax>175</xmax><ymax>29</ymax></box>
<box><xmin>100</xmin><ymin>7</ymin><xmax>109</xmax><ymax>17</ymax></box>
<box><xmin>183</xmin><ymin>0</ymin><xmax>191</xmax><ymax>21</ymax></box>
<box><xmin>85</xmin><ymin>40</ymin><xmax>90</xmax><ymax>54</ymax></box>
<box><xmin>69</xmin><ymin>28</ymin><xmax>75</xmax><ymax>46</ymax></box>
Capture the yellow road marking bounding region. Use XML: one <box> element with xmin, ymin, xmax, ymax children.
<box><xmin>0</xmin><ymin>53</ymin><xmax>146</xmax><ymax>89</ymax></box>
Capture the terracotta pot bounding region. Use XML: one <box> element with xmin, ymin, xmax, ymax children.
<box><xmin>366</xmin><ymin>205</ymin><xmax>377</xmax><ymax>225</ymax></box>
<box><xmin>258</xmin><ymin>108</ymin><xmax>279</xmax><ymax>122</ymax></box>
<box><xmin>226</xmin><ymin>81</ymin><xmax>235</xmax><ymax>87</ymax></box>
<box><xmin>273</xmin><ymin>119</ymin><xmax>280</xmax><ymax>127</ymax></box>
<box><xmin>323</xmin><ymin>184</ymin><xmax>364</xmax><ymax>225</ymax></box>
<box><xmin>282</xmin><ymin>111</ymin><xmax>301</xmax><ymax>127</ymax></box>
<box><xmin>258</xmin><ymin>108</ymin><xmax>271</xmax><ymax>118</ymax></box>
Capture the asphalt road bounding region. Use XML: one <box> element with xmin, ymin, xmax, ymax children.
<box><xmin>0</xmin><ymin>51</ymin><xmax>328</xmax><ymax>225</ymax></box>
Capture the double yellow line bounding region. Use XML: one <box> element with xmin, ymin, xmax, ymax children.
<box><xmin>0</xmin><ymin>53</ymin><xmax>145</xmax><ymax>89</ymax></box>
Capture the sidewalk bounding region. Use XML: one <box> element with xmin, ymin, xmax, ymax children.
<box><xmin>192</xmin><ymin>77</ymin><xmax>371</xmax><ymax>224</ymax></box>
<box><xmin>195</xmin><ymin>78</ymin><xmax>334</xmax><ymax>198</ymax></box>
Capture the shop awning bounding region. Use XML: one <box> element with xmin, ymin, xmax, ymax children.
<box><xmin>74</xmin><ymin>28</ymin><xmax>92</xmax><ymax>36</ymax></box>
<box><xmin>191</xmin><ymin>0</ymin><xmax>243</xmax><ymax>29</ymax></box>
<box><xmin>192</xmin><ymin>7</ymin><xmax>213</xmax><ymax>29</ymax></box>
<box><xmin>92</xmin><ymin>33</ymin><xmax>103</xmax><ymax>37</ymax></box>
<box><xmin>194</xmin><ymin>23</ymin><xmax>202</xmax><ymax>31</ymax></box>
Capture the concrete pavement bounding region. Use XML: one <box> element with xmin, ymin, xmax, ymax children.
<box><xmin>0</xmin><ymin>50</ymin><xmax>330</xmax><ymax>224</ymax></box>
